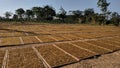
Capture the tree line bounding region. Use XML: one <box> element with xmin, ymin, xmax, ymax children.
<box><xmin>0</xmin><ymin>0</ymin><xmax>120</xmax><ymax>26</ymax></box>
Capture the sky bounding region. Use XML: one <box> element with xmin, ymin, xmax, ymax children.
<box><xmin>0</xmin><ymin>0</ymin><xmax>120</xmax><ymax>17</ymax></box>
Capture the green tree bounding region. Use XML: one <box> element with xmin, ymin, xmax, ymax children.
<box><xmin>72</xmin><ymin>10</ymin><xmax>82</xmax><ymax>17</ymax></box>
<box><xmin>58</xmin><ymin>7</ymin><xmax>66</xmax><ymax>22</ymax></box>
<box><xmin>84</xmin><ymin>8</ymin><xmax>95</xmax><ymax>24</ymax></box>
<box><xmin>32</xmin><ymin>7</ymin><xmax>43</xmax><ymax>20</ymax></box>
<box><xmin>97</xmin><ymin>0</ymin><xmax>110</xmax><ymax>24</ymax></box>
<box><xmin>13</xmin><ymin>14</ymin><xmax>18</xmax><ymax>21</ymax></box>
<box><xmin>25</xmin><ymin>9</ymin><xmax>33</xmax><ymax>20</ymax></box>
<box><xmin>4</xmin><ymin>11</ymin><xmax>12</xmax><ymax>19</ymax></box>
<box><xmin>16</xmin><ymin>8</ymin><xmax>25</xmax><ymax>19</ymax></box>
<box><xmin>69</xmin><ymin>10</ymin><xmax>83</xmax><ymax>23</ymax></box>
<box><xmin>43</xmin><ymin>5</ymin><xmax>56</xmax><ymax>20</ymax></box>
<box><xmin>111</xmin><ymin>12</ymin><xmax>120</xmax><ymax>26</ymax></box>
<box><xmin>97</xmin><ymin>14</ymin><xmax>106</xmax><ymax>25</ymax></box>
<box><xmin>97</xmin><ymin>0</ymin><xmax>110</xmax><ymax>14</ymax></box>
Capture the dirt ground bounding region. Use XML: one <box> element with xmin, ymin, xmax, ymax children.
<box><xmin>61</xmin><ymin>50</ymin><xmax>120</xmax><ymax>68</ymax></box>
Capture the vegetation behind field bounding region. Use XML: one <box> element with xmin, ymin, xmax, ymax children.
<box><xmin>0</xmin><ymin>0</ymin><xmax>120</xmax><ymax>26</ymax></box>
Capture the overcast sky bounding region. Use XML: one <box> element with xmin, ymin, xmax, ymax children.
<box><xmin>0</xmin><ymin>0</ymin><xmax>120</xmax><ymax>17</ymax></box>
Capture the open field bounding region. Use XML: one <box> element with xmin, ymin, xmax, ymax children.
<box><xmin>8</xmin><ymin>47</ymin><xmax>46</xmax><ymax>68</ymax></box>
<box><xmin>0</xmin><ymin>23</ymin><xmax>120</xmax><ymax>68</ymax></box>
